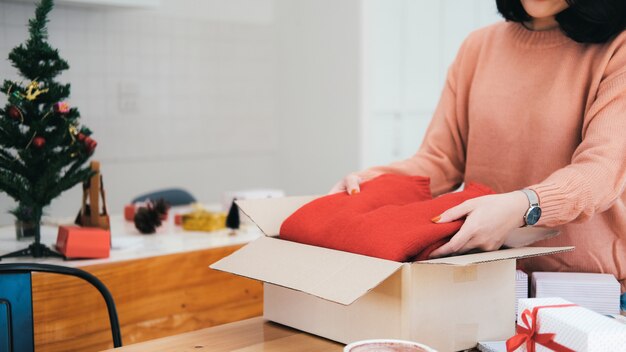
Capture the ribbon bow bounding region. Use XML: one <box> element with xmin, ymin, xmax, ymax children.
<box><xmin>506</xmin><ymin>304</ymin><xmax>577</xmax><ymax>352</ymax></box>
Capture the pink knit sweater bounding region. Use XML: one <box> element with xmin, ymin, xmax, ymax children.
<box><xmin>358</xmin><ymin>21</ymin><xmax>626</xmax><ymax>292</ymax></box>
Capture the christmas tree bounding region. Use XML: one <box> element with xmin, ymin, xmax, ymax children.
<box><xmin>0</xmin><ymin>0</ymin><xmax>96</xmax><ymax>257</ymax></box>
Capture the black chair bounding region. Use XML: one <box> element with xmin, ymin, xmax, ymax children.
<box><xmin>131</xmin><ymin>188</ymin><xmax>196</xmax><ymax>206</ymax></box>
<box><xmin>0</xmin><ymin>263</ymin><xmax>122</xmax><ymax>351</ymax></box>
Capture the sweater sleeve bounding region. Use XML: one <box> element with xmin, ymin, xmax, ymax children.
<box><xmin>356</xmin><ymin>39</ymin><xmax>471</xmax><ymax>197</ymax></box>
<box><xmin>530</xmin><ymin>61</ymin><xmax>626</xmax><ymax>226</ymax></box>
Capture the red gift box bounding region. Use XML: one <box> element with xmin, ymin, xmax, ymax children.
<box><xmin>56</xmin><ymin>225</ymin><xmax>110</xmax><ymax>259</ymax></box>
<box><xmin>124</xmin><ymin>204</ymin><xmax>135</xmax><ymax>221</ymax></box>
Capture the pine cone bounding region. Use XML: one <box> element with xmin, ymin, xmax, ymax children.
<box><xmin>134</xmin><ymin>207</ymin><xmax>161</xmax><ymax>234</ymax></box>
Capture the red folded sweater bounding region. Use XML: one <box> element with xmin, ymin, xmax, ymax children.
<box><xmin>280</xmin><ymin>175</ymin><xmax>494</xmax><ymax>262</ymax></box>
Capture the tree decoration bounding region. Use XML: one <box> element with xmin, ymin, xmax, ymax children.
<box><xmin>134</xmin><ymin>207</ymin><xmax>161</xmax><ymax>234</ymax></box>
<box><xmin>7</xmin><ymin>105</ymin><xmax>23</xmax><ymax>121</ymax></box>
<box><xmin>0</xmin><ymin>0</ymin><xmax>96</xmax><ymax>259</ymax></box>
<box><xmin>226</xmin><ymin>199</ymin><xmax>240</xmax><ymax>230</ymax></box>
<box><xmin>152</xmin><ymin>198</ymin><xmax>170</xmax><ymax>219</ymax></box>
<box><xmin>32</xmin><ymin>136</ymin><xmax>46</xmax><ymax>149</ymax></box>
<box><xmin>11</xmin><ymin>91</ymin><xmax>23</xmax><ymax>102</ymax></box>
<box><xmin>134</xmin><ymin>199</ymin><xmax>170</xmax><ymax>234</ymax></box>
<box><xmin>53</xmin><ymin>101</ymin><xmax>69</xmax><ymax>114</ymax></box>
<box><xmin>23</xmin><ymin>81</ymin><xmax>49</xmax><ymax>101</ymax></box>
<box><xmin>83</xmin><ymin>136</ymin><xmax>97</xmax><ymax>155</ymax></box>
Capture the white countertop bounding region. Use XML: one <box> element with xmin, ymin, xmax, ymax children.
<box><xmin>0</xmin><ymin>207</ymin><xmax>262</xmax><ymax>267</ymax></box>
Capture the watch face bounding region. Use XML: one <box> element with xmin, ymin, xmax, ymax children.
<box><xmin>526</xmin><ymin>207</ymin><xmax>542</xmax><ymax>226</ymax></box>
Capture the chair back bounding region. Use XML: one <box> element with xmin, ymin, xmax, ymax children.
<box><xmin>0</xmin><ymin>263</ymin><xmax>122</xmax><ymax>350</ymax></box>
<box><xmin>0</xmin><ymin>272</ymin><xmax>33</xmax><ymax>352</ymax></box>
<box><xmin>131</xmin><ymin>188</ymin><xmax>196</xmax><ymax>206</ymax></box>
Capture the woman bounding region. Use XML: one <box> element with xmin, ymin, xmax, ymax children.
<box><xmin>332</xmin><ymin>0</ymin><xmax>626</xmax><ymax>308</ymax></box>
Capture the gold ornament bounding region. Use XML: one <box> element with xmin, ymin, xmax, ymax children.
<box><xmin>68</xmin><ymin>125</ymin><xmax>79</xmax><ymax>143</ymax></box>
<box><xmin>22</xmin><ymin>81</ymin><xmax>49</xmax><ymax>101</ymax></box>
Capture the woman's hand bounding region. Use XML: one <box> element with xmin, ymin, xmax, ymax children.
<box><xmin>429</xmin><ymin>191</ymin><xmax>529</xmax><ymax>258</ymax></box>
<box><xmin>329</xmin><ymin>173</ymin><xmax>363</xmax><ymax>195</ymax></box>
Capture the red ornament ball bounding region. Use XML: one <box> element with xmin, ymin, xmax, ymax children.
<box><xmin>77</xmin><ymin>133</ymin><xmax>86</xmax><ymax>142</ymax></box>
<box><xmin>33</xmin><ymin>136</ymin><xmax>46</xmax><ymax>149</ymax></box>
<box><xmin>83</xmin><ymin>137</ymin><xmax>97</xmax><ymax>154</ymax></box>
<box><xmin>7</xmin><ymin>105</ymin><xmax>22</xmax><ymax>121</ymax></box>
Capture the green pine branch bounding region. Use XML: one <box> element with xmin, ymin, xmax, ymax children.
<box><xmin>30</xmin><ymin>0</ymin><xmax>53</xmax><ymax>42</ymax></box>
<box><xmin>45</xmin><ymin>165</ymin><xmax>91</xmax><ymax>202</ymax></box>
<box><xmin>0</xmin><ymin>149</ymin><xmax>29</xmax><ymax>177</ymax></box>
<box><xmin>0</xmin><ymin>170</ymin><xmax>31</xmax><ymax>202</ymax></box>
<box><xmin>8</xmin><ymin>0</ymin><xmax>68</xmax><ymax>81</ymax></box>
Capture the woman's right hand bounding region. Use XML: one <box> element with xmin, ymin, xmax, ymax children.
<box><xmin>329</xmin><ymin>173</ymin><xmax>363</xmax><ymax>195</ymax></box>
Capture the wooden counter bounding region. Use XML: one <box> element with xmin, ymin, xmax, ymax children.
<box><xmin>31</xmin><ymin>245</ymin><xmax>263</xmax><ymax>351</ymax></box>
<box><xmin>101</xmin><ymin>317</ymin><xmax>343</xmax><ymax>352</ymax></box>
<box><xmin>0</xmin><ymin>214</ymin><xmax>264</xmax><ymax>351</ymax></box>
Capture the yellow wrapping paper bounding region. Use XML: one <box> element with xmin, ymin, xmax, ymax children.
<box><xmin>181</xmin><ymin>206</ymin><xmax>227</xmax><ymax>232</ymax></box>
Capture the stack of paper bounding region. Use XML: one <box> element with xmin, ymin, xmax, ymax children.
<box><xmin>532</xmin><ymin>272</ymin><xmax>621</xmax><ymax>315</ymax></box>
<box><xmin>515</xmin><ymin>270</ymin><xmax>529</xmax><ymax>316</ymax></box>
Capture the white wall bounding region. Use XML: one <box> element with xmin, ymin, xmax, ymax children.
<box><xmin>273</xmin><ymin>0</ymin><xmax>362</xmax><ymax>195</ymax></box>
<box><xmin>0</xmin><ymin>0</ymin><xmax>280</xmax><ymax>224</ymax></box>
<box><xmin>361</xmin><ymin>0</ymin><xmax>502</xmax><ymax>168</ymax></box>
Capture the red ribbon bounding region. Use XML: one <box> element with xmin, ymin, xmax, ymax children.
<box><xmin>506</xmin><ymin>304</ymin><xmax>577</xmax><ymax>352</ymax></box>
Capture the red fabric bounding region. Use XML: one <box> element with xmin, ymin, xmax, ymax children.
<box><xmin>280</xmin><ymin>174</ymin><xmax>494</xmax><ymax>262</ymax></box>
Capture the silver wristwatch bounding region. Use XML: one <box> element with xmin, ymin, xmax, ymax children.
<box><xmin>520</xmin><ymin>189</ymin><xmax>541</xmax><ymax>226</ymax></box>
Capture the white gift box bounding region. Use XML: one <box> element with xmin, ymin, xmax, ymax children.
<box><xmin>516</xmin><ymin>270</ymin><xmax>529</xmax><ymax>316</ymax></box>
<box><xmin>510</xmin><ymin>297</ymin><xmax>626</xmax><ymax>352</ymax></box>
<box><xmin>478</xmin><ymin>341</ymin><xmax>507</xmax><ymax>352</ymax></box>
<box><xmin>532</xmin><ymin>272</ymin><xmax>621</xmax><ymax>315</ymax></box>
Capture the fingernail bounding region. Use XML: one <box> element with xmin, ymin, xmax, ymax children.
<box><xmin>350</xmin><ymin>189</ymin><xmax>359</xmax><ymax>195</ymax></box>
<box><xmin>431</xmin><ymin>215</ymin><xmax>441</xmax><ymax>223</ymax></box>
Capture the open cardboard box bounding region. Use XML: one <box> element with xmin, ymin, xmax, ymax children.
<box><xmin>211</xmin><ymin>196</ymin><xmax>573</xmax><ymax>352</ymax></box>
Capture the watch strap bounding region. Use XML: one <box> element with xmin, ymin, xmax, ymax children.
<box><xmin>520</xmin><ymin>189</ymin><xmax>539</xmax><ymax>207</ymax></box>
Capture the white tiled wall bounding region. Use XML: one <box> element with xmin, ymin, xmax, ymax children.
<box><xmin>0</xmin><ymin>0</ymin><xmax>280</xmax><ymax>223</ymax></box>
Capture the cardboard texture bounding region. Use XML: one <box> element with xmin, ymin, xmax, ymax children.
<box><xmin>211</xmin><ymin>196</ymin><xmax>574</xmax><ymax>352</ymax></box>
<box><xmin>56</xmin><ymin>225</ymin><xmax>110</xmax><ymax>259</ymax></box>
<box><xmin>261</xmin><ymin>261</ymin><xmax>515</xmax><ymax>351</ymax></box>
<box><xmin>212</xmin><ymin>236</ymin><xmax>402</xmax><ymax>305</ymax></box>
<box><xmin>418</xmin><ymin>246</ymin><xmax>572</xmax><ymax>265</ymax></box>
<box><xmin>502</xmin><ymin>227</ymin><xmax>559</xmax><ymax>248</ymax></box>
<box><xmin>236</xmin><ymin>196</ymin><xmax>317</xmax><ymax>236</ymax></box>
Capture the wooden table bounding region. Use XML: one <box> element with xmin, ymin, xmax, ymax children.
<box><xmin>101</xmin><ymin>317</ymin><xmax>344</xmax><ymax>352</ymax></box>
<box><xmin>0</xmin><ymin>213</ymin><xmax>265</xmax><ymax>351</ymax></box>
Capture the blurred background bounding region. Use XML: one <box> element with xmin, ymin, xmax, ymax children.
<box><xmin>0</xmin><ymin>0</ymin><xmax>501</xmax><ymax>224</ymax></box>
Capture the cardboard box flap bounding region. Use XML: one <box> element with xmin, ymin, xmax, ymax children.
<box><xmin>236</xmin><ymin>196</ymin><xmax>318</xmax><ymax>236</ymax></box>
<box><xmin>418</xmin><ymin>246</ymin><xmax>574</xmax><ymax>265</ymax></box>
<box><xmin>210</xmin><ymin>236</ymin><xmax>403</xmax><ymax>305</ymax></box>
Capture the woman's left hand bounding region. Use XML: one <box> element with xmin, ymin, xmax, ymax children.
<box><xmin>428</xmin><ymin>191</ymin><xmax>529</xmax><ymax>258</ymax></box>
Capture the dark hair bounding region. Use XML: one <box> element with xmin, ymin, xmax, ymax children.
<box><xmin>496</xmin><ymin>0</ymin><xmax>626</xmax><ymax>43</ymax></box>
